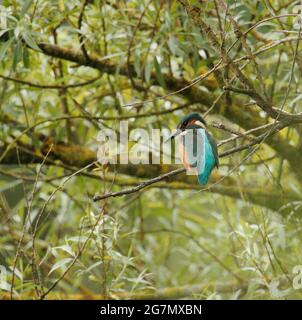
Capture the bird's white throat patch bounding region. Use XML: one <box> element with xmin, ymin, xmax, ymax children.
<box><xmin>194</xmin><ymin>120</ymin><xmax>206</xmax><ymax>129</ymax></box>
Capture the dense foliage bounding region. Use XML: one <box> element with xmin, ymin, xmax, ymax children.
<box><xmin>1</xmin><ymin>0</ymin><xmax>302</xmax><ymax>299</ymax></box>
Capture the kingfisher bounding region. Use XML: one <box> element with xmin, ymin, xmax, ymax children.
<box><xmin>167</xmin><ymin>112</ymin><xmax>219</xmax><ymax>185</ymax></box>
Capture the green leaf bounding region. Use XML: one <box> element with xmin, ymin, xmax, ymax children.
<box><xmin>52</xmin><ymin>245</ymin><xmax>74</xmax><ymax>256</ymax></box>
<box><xmin>134</xmin><ymin>49</ymin><xmax>141</xmax><ymax>77</ymax></box>
<box><xmin>153</xmin><ymin>57</ymin><xmax>166</xmax><ymax>88</ymax></box>
<box><xmin>144</xmin><ymin>59</ymin><xmax>152</xmax><ymax>83</ymax></box>
<box><xmin>0</xmin><ymin>29</ymin><xmax>10</xmax><ymax>38</ymax></box>
<box><xmin>13</xmin><ymin>40</ymin><xmax>23</xmax><ymax>70</ymax></box>
<box><xmin>48</xmin><ymin>258</ymin><xmax>73</xmax><ymax>275</ymax></box>
<box><xmin>0</xmin><ymin>38</ymin><xmax>14</xmax><ymax>62</ymax></box>
<box><xmin>168</xmin><ymin>36</ymin><xmax>185</xmax><ymax>57</ymax></box>
<box><xmin>21</xmin><ymin>0</ymin><xmax>33</xmax><ymax>18</ymax></box>
<box><xmin>22</xmin><ymin>32</ymin><xmax>41</xmax><ymax>51</ymax></box>
<box><xmin>168</xmin><ymin>35</ymin><xmax>177</xmax><ymax>55</ymax></box>
<box><xmin>23</xmin><ymin>46</ymin><xmax>30</xmax><ymax>68</ymax></box>
<box><xmin>85</xmin><ymin>261</ymin><xmax>103</xmax><ymax>273</ymax></box>
<box><xmin>0</xmin><ymin>280</ymin><xmax>11</xmax><ymax>292</ymax></box>
<box><xmin>0</xmin><ymin>179</ymin><xmax>22</xmax><ymax>193</ymax></box>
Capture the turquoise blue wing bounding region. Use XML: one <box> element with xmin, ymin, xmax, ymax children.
<box><xmin>206</xmin><ymin>132</ymin><xmax>219</xmax><ymax>168</ymax></box>
<box><xmin>181</xmin><ymin>128</ymin><xmax>206</xmax><ymax>173</ymax></box>
<box><xmin>197</xmin><ymin>133</ymin><xmax>217</xmax><ymax>185</ymax></box>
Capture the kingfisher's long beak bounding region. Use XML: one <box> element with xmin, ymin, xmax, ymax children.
<box><xmin>165</xmin><ymin>129</ymin><xmax>182</xmax><ymax>142</ymax></box>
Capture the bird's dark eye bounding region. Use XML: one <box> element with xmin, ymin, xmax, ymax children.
<box><xmin>183</xmin><ymin>120</ymin><xmax>188</xmax><ymax>127</ymax></box>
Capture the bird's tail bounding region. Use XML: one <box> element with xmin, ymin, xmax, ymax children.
<box><xmin>198</xmin><ymin>173</ymin><xmax>210</xmax><ymax>185</ymax></box>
